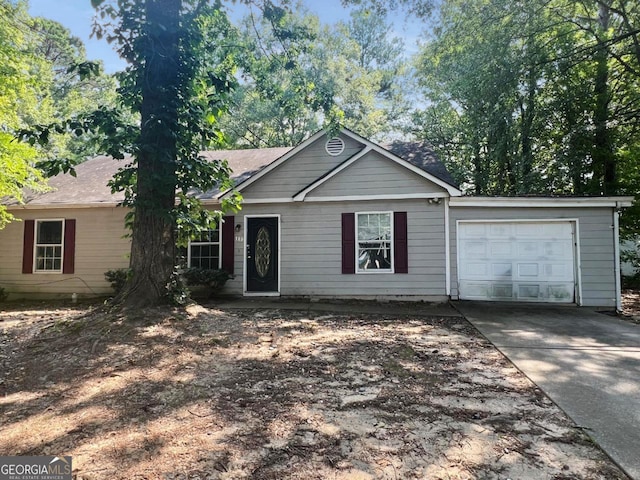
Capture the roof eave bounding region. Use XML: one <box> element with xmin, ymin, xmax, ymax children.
<box><xmin>449</xmin><ymin>196</ymin><xmax>635</xmax><ymax>208</ymax></box>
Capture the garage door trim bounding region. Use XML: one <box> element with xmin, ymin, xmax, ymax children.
<box><xmin>455</xmin><ymin>219</ymin><xmax>582</xmax><ymax>305</ymax></box>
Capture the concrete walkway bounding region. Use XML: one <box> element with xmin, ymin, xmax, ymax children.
<box><xmin>455</xmin><ymin>301</ymin><xmax>640</xmax><ymax>480</ymax></box>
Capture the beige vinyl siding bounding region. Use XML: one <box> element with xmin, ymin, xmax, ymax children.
<box><xmin>224</xmin><ymin>200</ymin><xmax>447</xmax><ymax>300</ymax></box>
<box><xmin>449</xmin><ymin>207</ymin><xmax>616</xmax><ymax>307</ymax></box>
<box><xmin>0</xmin><ymin>207</ymin><xmax>130</xmax><ymax>299</ymax></box>
<box><xmin>309</xmin><ymin>151</ymin><xmax>448</xmax><ymax>198</ymax></box>
<box><xmin>241</xmin><ymin>134</ymin><xmax>364</xmax><ymax>199</ymax></box>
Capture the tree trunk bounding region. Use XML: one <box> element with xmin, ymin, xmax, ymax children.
<box><xmin>519</xmin><ymin>60</ymin><xmax>537</xmax><ymax>193</ymax></box>
<box><xmin>592</xmin><ymin>1</ymin><xmax>616</xmax><ymax>195</ymax></box>
<box><xmin>115</xmin><ymin>0</ymin><xmax>181</xmax><ymax>309</ymax></box>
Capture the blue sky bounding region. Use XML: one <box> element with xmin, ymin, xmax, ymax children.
<box><xmin>28</xmin><ymin>0</ymin><xmax>423</xmax><ymax>74</ymax></box>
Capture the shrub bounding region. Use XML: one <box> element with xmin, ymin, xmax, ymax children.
<box><xmin>621</xmin><ymin>240</ymin><xmax>640</xmax><ymax>289</ymax></box>
<box><xmin>0</xmin><ymin>287</ymin><xmax>7</xmax><ymax>302</ymax></box>
<box><xmin>104</xmin><ymin>268</ymin><xmax>130</xmax><ymax>294</ymax></box>
<box><xmin>182</xmin><ymin>268</ymin><xmax>230</xmax><ymax>297</ymax></box>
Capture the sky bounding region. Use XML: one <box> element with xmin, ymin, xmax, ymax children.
<box><xmin>27</xmin><ymin>0</ymin><xmax>424</xmax><ymax>74</ymax></box>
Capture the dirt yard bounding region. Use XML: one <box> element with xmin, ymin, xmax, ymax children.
<box><xmin>0</xmin><ymin>301</ymin><xmax>629</xmax><ymax>480</ymax></box>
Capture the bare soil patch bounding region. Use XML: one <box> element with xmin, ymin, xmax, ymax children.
<box><xmin>0</xmin><ymin>302</ymin><xmax>628</xmax><ymax>480</ymax></box>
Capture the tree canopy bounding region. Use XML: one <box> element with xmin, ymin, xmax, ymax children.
<box><xmin>219</xmin><ymin>4</ymin><xmax>412</xmax><ymax>147</ymax></box>
<box><xmin>406</xmin><ymin>0</ymin><xmax>640</xmax><ymax>204</ymax></box>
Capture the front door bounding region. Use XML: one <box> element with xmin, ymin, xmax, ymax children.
<box><xmin>246</xmin><ymin>217</ymin><xmax>279</xmax><ymax>293</ymax></box>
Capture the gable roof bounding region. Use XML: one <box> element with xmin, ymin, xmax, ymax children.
<box><xmin>11</xmin><ymin>128</ymin><xmax>459</xmax><ymax>208</ymax></box>
<box><xmin>220</xmin><ymin>127</ymin><xmax>461</xmax><ymax>199</ymax></box>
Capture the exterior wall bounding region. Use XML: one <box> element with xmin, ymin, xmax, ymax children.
<box><xmin>449</xmin><ymin>207</ymin><xmax>617</xmax><ymax>307</ymax></box>
<box><xmin>223</xmin><ymin>199</ymin><xmax>447</xmax><ymax>300</ymax></box>
<box><xmin>0</xmin><ymin>207</ymin><xmax>130</xmax><ymax>300</ymax></box>
<box><xmin>241</xmin><ymin>134</ymin><xmax>364</xmax><ymax>199</ymax></box>
<box><xmin>309</xmin><ymin>151</ymin><xmax>448</xmax><ymax>198</ymax></box>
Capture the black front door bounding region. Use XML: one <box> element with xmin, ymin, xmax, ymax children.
<box><xmin>246</xmin><ymin>217</ymin><xmax>278</xmax><ymax>292</ymax></box>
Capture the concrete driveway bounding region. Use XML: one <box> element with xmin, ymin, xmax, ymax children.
<box><xmin>455</xmin><ymin>301</ymin><xmax>640</xmax><ymax>480</ymax></box>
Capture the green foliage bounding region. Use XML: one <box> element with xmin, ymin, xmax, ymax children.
<box><xmin>220</xmin><ymin>4</ymin><xmax>411</xmax><ymax>147</ymax></box>
<box><xmin>411</xmin><ymin>0</ymin><xmax>640</xmax><ymax>214</ymax></box>
<box><xmin>164</xmin><ymin>268</ymin><xmax>190</xmax><ymax>306</ymax></box>
<box><xmin>182</xmin><ymin>268</ymin><xmax>230</xmax><ymax>295</ymax></box>
<box><xmin>0</xmin><ymin>1</ymin><xmax>121</xmax><ymax>228</ymax></box>
<box><xmin>621</xmin><ymin>242</ymin><xmax>640</xmax><ymax>288</ymax></box>
<box><xmin>92</xmin><ymin>0</ymin><xmax>242</xmax><ymax>231</ymax></box>
<box><xmin>0</xmin><ymin>286</ymin><xmax>8</xmax><ymax>302</ymax></box>
<box><xmin>104</xmin><ymin>268</ymin><xmax>130</xmax><ymax>293</ymax></box>
<box><xmin>0</xmin><ymin>1</ymin><xmax>52</xmax><ymax>226</ymax></box>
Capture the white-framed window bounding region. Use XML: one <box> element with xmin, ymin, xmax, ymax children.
<box><xmin>356</xmin><ymin>212</ymin><xmax>393</xmax><ymax>273</ymax></box>
<box><xmin>188</xmin><ymin>229</ymin><xmax>221</xmax><ymax>270</ymax></box>
<box><xmin>34</xmin><ymin>219</ymin><xmax>64</xmax><ymax>273</ymax></box>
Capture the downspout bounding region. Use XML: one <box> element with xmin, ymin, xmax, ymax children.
<box><xmin>445</xmin><ymin>197</ymin><xmax>451</xmax><ymax>297</ymax></box>
<box><xmin>614</xmin><ymin>204</ymin><xmax>622</xmax><ymax>313</ymax></box>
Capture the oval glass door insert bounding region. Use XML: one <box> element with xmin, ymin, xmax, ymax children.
<box><xmin>255</xmin><ymin>226</ymin><xmax>271</xmax><ymax>278</ymax></box>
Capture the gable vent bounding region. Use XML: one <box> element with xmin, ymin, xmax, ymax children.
<box><xmin>325</xmin><ymin>137</ymin><xmax>345</xmax><ymax>156</ymax></box>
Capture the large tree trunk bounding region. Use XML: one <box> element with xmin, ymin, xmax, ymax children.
<box><xmin>115</xmin><ymin>0</ymin><xmax>181</xmax><ymax>309</ymax></box>
<box><xmin>592</xmin><ymin>1</ymin><xmax>616</xmax><ymax>195</ymax></box>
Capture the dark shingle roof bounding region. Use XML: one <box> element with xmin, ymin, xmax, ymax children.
<box><xmin>383</xmin><ymin>141</ymin><xmax>458</xmax><ymax>188</ymax></box>
<box><xmin>22</xmin><ymin>147</ymin><xmax>291</xmax><ymax>205</ymax></box>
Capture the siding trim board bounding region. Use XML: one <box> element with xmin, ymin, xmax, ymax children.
<box><xmin>445</xmin><ymin>198</ymin><xmax>451</xmax><ymax>295</ymax></box>
<box><xmin>218</xmin><ymin>193</ymin><xmax>450</xmax><ymax>205</ymax></box>
<box><xmin>304</xmin><ymin>193</ymin><xmax>448</xmax><ymax>202</ymax></box>
<box><xmin>221</xmin><ymin>215</ymin><xmax>235</xmax><ymax>275</ymax></box>
<box><xmin>451</xmin><ymin>197</ymin><xmax>633</xmax><ymax>208</ymax></box>
<box><xmin>9</xmin><ymin>203</ymin><xmax>120</xmax><ymax>210</ymax></box>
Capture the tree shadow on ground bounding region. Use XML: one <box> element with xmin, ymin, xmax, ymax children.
<box><xmin>0</xmin><ymin>304</ymin><xmax>628</xmax><ymax>480</ymax></box>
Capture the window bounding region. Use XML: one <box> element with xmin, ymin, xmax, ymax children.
<box><xmin>188</xmin><ymin>229</ymin><xmax>221</xmax><ymax>269</ymax></box>
<box><xmin>34</xmin><ymin>220</ymin><xmax>64</xmax><ymax>272</ymax></box>
<box><xmin>356</xmin><ymin>212</ymin><xmax>393</xmax><ymax>273</ymax></box>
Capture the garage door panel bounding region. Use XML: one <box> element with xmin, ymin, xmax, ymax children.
<box><xmin>517</xmin><ymin>263</ymin><xmax>539</xmax><ymax>277</ymax></box>
<box><xmin>492</xmin><ymin>263</ymin><xmax>512</xmax><ymax>277</ymax></box>
<box><xmin>489</xmin><ymin>224</ymin><xmax>511</xmax><ymax>237</ymax></box>
<box><xmin>517</xmin><ymin>242</ymin><xmax>539</xmax><ymax>257</ymax></box>
<box><xmin>463</xmin><ymin>262</ymin><xmax>489</xmax><ymax>277</ymax></box>
<box><xmin>463</xmin><ymin>241</ymin><xmax>486</xmax><ymax>256</ymax></box>
<box><xmin>489</xmin><ymin>241</ymin><xmax>514</xmax><ymax>256</ymax></box>
<box><xmin>458</xmin><ymin>221</ymin><xmax>575</xmax><ymax>303</ymax></box>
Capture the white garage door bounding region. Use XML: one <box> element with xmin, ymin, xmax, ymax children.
<box><xmin>458</xmin><ymin>221</ymin><xmax>576</xmax><ymax>303</ymax></box>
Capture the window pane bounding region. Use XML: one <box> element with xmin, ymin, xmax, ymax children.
<box><xmin>35</xmin><ymin>245</ymin><xmax>62</xmax><ymax>272</ymax></box>
<box><xmin>37</xmin><ymin>221</ymin><xmax>63</xmax><ymax>244</ymax></box>
<box><xmin>193</xmin><ymin>229</ymin><xmax>219</xmax><ymax>243</ymax></box>
<box><xmin>358</xmin><ymin>243</ymin><xmax>392</xmax><ymax>271</ymax></box>
<box><xmin>190</xmin><ymin>244</ymin><xmax>220</xmax><ymax>270</ymax></box>
<box><xmin>357</xmin><ymin>213</ymin><xmax>391</xmax><ymax>241</ymax></box>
